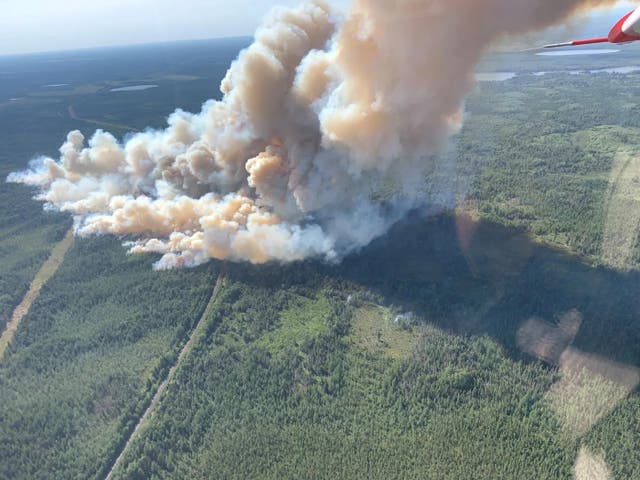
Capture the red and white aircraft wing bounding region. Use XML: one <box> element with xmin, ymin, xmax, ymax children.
<box><xmin>544</xmin><ymin>6</ymin><xmax>640</xmax><ymax>49</ymax></box>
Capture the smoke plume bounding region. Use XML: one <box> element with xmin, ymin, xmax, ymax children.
<box><xmin>9</xmin><ymin>0</ymin><xmax>617</xmax><ymax>268</ymax></box>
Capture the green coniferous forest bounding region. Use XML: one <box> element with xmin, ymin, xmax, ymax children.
<box><xmin>0</xmin><ymin>40</ymin><xmax>639</xmax><ymax>479</ymax></box>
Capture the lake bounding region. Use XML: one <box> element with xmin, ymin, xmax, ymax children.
<box><xmin>110</xmin><ymin>84</ymin><xmax>159</xmax><ymax>92</ymax></box>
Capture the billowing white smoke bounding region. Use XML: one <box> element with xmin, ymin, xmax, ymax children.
<box><xmin>9</xmin><ymin>0</ymin><xmax>616</xmax><ymax>268</ymax></box>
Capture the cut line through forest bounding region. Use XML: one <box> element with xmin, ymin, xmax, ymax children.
<box><xmin>0</xmin><ymin>228</ymin><xmax>74</xmax><ymax>361</ymax></box>
<box><xmin>105</xmin><ymin>271</ymin><xmax>225</xmax><ymax>480</ymax></box>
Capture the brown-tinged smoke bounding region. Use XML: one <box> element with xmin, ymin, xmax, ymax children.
<box><xmin>9</xmin><ymin>0</ymin><xmax>618</xmax><ymax>268</ymax></box>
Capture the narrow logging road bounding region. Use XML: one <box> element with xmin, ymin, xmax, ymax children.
<box><xmin>68</xmin><ymin>105</ymin><xmax>139</xmax><ymax>133</ymax></box>
<box><xmin>0</xmin><ymin>228</ymin><xmax>74</xmax><ymax>360</ymax></box>
<box><xmin>105</xmin><ymin>272</ymin><xmax>225</xmax><ymax>480</ymax></box>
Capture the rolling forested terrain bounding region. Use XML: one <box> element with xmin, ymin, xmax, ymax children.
<box><xmin>460</xmin><ymin>72</ymin><xmax>640</xmax><ymax>267</ymax></box>
<box><xmin>112</xmin><ymin>217</ymin><xmax>640</xmax><ymax>479</ymax></box>
<box><xmin>0</xmin><ymin>40</ymin><xmax>236</xmax><ymax>478</ymax></box>
<box><xmin>0</xmin><ymin>39</ymin><xmax>639</xmax><ymax>479</ymax></box>
<box><xmin>0</xmin><ymin>109</ymin><xmax>70</xmax><ymax>332</ymax></box>
<box><xmin>0</xmin><ymin>238</ymin><xmax>218</xmax><ymax>479</ymax></box>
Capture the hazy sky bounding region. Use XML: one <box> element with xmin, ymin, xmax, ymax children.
<box><xmin>0</xmin><ymin>0</ymin><xmax>349</xmax><ymax>56</ymax></box>
<box><xmin>0</xmin><ymin>0</ymin><xmax>633</xmax><ymax>56</ymax></box>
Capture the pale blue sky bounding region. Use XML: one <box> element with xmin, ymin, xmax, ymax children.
<box><xmin>0</xmin><ymin>0</ymin><xmax>633</xmax><ymax>56</ymax></box>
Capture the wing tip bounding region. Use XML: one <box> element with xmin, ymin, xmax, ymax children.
<box><xmin>543</xmin><ymin>41</ymin><xmax>573</xmax><ymax>49</ymax></box>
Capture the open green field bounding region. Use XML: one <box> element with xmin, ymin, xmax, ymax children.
<box><xmin>0</xmin><ymin>39</ymin><xmax>639</xmax><ymax>478</ymax></box>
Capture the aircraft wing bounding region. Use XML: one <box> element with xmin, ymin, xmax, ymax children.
<box><xmin>543</xmin><ymin>37</ymin><xmax>609</xmax><ymax>48</ymax></box>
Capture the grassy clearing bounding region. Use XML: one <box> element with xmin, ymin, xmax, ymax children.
<box><xmin>350</xmin><ymin>304</ymin><xmax>420</xmax><ymax>360</ymax></box>
<box><xmin>258</xmin><ymin>293</ymin><xmax>331</xmax><ymax>354</ymax></box>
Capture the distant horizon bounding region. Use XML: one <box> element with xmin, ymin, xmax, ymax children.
<box><xmin>0</xmin><ymin>0</ymin><xmax>631</xmax><ymax>57</ymax></box>
<box><xmin>0</xmin><ymin>0</ymin><xmax>349</xmax><ymax>56</ymax></box>
<box><xmin>0</xmin><ymin>7</ymin><xmax>633</xmax><ymax>60</ymax></box>
<box><xmin>0</xmin><ymin>34</ymin><xmax>254</xmax><ymax>59</ymax></box>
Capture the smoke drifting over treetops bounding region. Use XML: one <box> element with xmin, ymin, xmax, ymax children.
<box><xmin>9</xmin><ymin>0</ymin><xmax>617</xmax><ymax>268</ymax></box>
